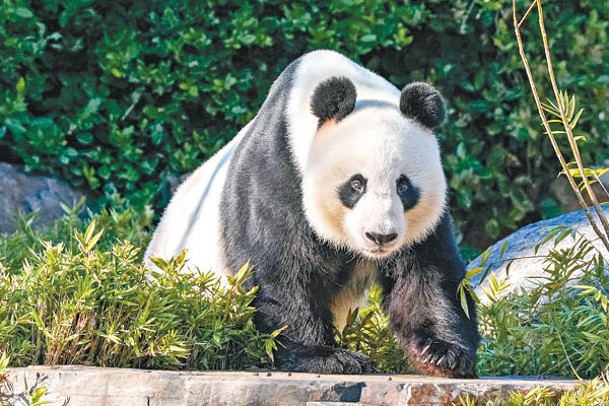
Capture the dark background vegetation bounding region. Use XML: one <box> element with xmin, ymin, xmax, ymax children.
<box><xmin>1</xmin><ymin>0</ymin><xmax>608</xmax><ymax>251</ymax></box>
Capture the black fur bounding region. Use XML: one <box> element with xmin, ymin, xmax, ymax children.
<box><xmin>310</xmin><ymin>76</ymin><xmax>357</xmax><ymax>125</ymax></box>
<box><xmin>219</xmin><ymin>55</ymin><xmax>478</xmax><ymax>376</ymax></box>
<box><xmin>399</xmin><ymin>82</ymin><xmax>446</xmax><ymax>129</ymax></box>
<box><xmin>220</xmin><ymin>59</ymin><xmax>372</xmax><ymax>374</ymax></box>
<box><xmin>378</xmin><ymin>215</ymin><xmax>480</xmax><ymax>378</ymax></box>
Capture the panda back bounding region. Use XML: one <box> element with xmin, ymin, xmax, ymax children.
<box><xmin>144</xmin><ymin>122</ymin><xmax>251</xmax><ymax>276</ymax></box>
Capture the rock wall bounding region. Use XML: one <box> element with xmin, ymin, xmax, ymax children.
<box><xmin>0</xmin><ymin>163</ymin><xmax>85</xmax><ymax>234</ymax></box>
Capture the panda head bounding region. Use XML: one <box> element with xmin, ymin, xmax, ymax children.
<box><xmin>302</xmin><ymin>77</ymin><xmax>448</xmax><ymax>259</ymax></box>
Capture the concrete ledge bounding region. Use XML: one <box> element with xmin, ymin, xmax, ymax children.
<box><xmin>7</xmin><ymin>366</ymin><xmax>579</xmax><ymax>405</ymax></box>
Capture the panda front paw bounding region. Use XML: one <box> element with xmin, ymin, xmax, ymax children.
<box><xmin>278</xmin><ymin>346</ymin><xmax>375</xmax><ymax>374</ymax></box>
<box><xmin>409</xmin><ymin>339</ymin><xmax>477</xmax><ymax>378</ymax></box>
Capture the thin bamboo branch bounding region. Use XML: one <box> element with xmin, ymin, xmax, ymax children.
<box><xmin>518</xmin><ymin>0</ymin><xmax>537</xmax><ymax>28</ymax></box>
<box><xmin>535</xmin><ymin>1</ymin><xmax>609</xmax><ymax>241</ymax></box>
<box><xmin>512</xmin><ymin>0</ymin><xmax>609</xmax><ymax>253</ymax></box>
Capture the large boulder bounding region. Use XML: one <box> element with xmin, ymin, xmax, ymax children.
<box><xmin>467</xmin><ymin>205</ymin><xmax>609</xmax><ymax>298</ymax></box>
<box><xmin>0</xmin><ymin>163</ymin><xmax>86</xmax><ymax>233</ymax></box>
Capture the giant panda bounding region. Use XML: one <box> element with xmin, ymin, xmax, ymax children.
<box><xmin>145</xmin><ymin>50</ymin><xmax>480</xmax><ymax>378</ymax></box>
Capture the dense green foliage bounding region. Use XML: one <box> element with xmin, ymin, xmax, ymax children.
<box><xmin>1</xmin><ymin>0</ymin><xmax>608</xmax><ymax>247</ymax></box>
<box><xmin>0</xmin><ymin>209</ymin><xmax>277</xmax><ymax>370</ymax></box>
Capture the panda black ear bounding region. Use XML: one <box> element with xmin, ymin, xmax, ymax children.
<box><xmin>399</xmin><ymin>82</ymin><xmax>446</xmax><ymax>129</ymax></box>
<box><xmin>310</xmin><ymin>76</ymin><xmax>357</xmax><ymax>125</ymax></box>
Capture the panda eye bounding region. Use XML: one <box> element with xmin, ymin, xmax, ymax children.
<box><xmin>339</xmin><ymin>174</ymin><xmax>367</xmax><ymax>209</ymax></box>
<box><xmin>351</xmin><ymin>178</ymin><xmax>365</xmax><ymax>193</ymax></box>
<box><xmin>397</xmin><ymin>174</ymin><xmax>420</xmax><ymax>210</ymax></box>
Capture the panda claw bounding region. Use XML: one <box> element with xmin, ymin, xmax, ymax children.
<box><xmin>421</xmin><ymin>344</ymin><xmax>431</xmax><ymax>356</ymax></box>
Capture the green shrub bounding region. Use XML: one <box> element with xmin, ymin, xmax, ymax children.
<box><xmin>475</xmin><ymin>229</ymin><xmax>609</xmax><ymax>378</ymax></box>
<box><xmin>0</xmin><ymin>209</ymin><xmax>277</xmax><ymax>370</ymax></box>
<box><xmin>1</xmin><ymin>0</ymin><xmax>608</xmax><ymax>248</ymax></box>
<box><xmin>337</xmin><ymin>284</ymin><xmax>413</xmax><ymax>374</ymax></box>
<box><xmin>456</xmin><ymin>379</ymin><xmax>609</xmax><ymax>406</ymax></box>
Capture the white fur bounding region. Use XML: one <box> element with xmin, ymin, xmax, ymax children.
<box><xmin>144</xmin><ymin>123</ymin><xmax>250</xmax><ymax>275</ymax></box>
<box><xmin>286</xmin><ymin>50</ymin><xmax>400</xmax><ymax>173</ymax></box>
<box><xmin>302</xmin><ymin>108</ymin><xmax>447</xmax><ymax>258</ymax></box>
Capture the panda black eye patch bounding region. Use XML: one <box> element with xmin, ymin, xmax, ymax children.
<box><xmin>397</xmin><ymin>174</ymin><xmax>420</xmax><ymax>210</ymax></box>
<box><xmin>338</xmin><ymin>174</ymin><xmax>367</xmax><ymax>209</ymax></box>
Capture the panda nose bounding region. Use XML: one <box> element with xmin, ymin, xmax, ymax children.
<box><xmin>365</xmin><ymin>232</ymin><xmax>398</xmax><ymax>246</ymax></box>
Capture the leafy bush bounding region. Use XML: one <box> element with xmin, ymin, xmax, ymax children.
<box><xmin>337</xmin><ymin>284</ymin><xmax>413</xmax><ymax>374</ymax></box>
<box><xmin>0</xmin><ymin>209</ymin><xmax>277</xmax><ymax>370</ymax></box>
<box><xmin>474</xmin><ymin>230</ymin><xmax>609</xmax><ymax>379</ymax></box>
<box><xmin>456</xmin><ymin>378</ymin><xmax>609</xmax><ymax>406</ymax></box>
<box><xmin>1</xmin><ymin>0</ymin><xmax>608</xmax><ymax>248</ymax></box>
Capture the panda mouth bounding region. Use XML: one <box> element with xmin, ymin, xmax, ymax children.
<box><xmin>365</xmin><ymin>247</ymin><xmax>395</xmax><ymax>258</ymax></box>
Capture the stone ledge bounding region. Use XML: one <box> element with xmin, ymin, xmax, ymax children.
<box><xmin>7</xmin><ymin>366</ymin><xmax>578</xmax><ymax>406</ymax></box>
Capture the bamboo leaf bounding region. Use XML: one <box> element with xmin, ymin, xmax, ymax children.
<box><xmin>465</xmin><ymin>266</ymin><xmax>483</xmax><ymax>279</ymax></box>
<box><xmin>459</xmin><ymin>286</ymin><xmax>470</xmax><ymax>319</ymax></box>
<box><xmin>570</xmin><ymin>108</ymin><xmax>584</xmax><ymax>129</ymax></box>
<box><xmin>499</xmin><ymin>240</ymin><xmax>509</xmax><ymax>259</ymax></box>
<box><xmin>567</xmin><ymin>93</ymin><xmax>576</xmax><ymax>120</ymax></box>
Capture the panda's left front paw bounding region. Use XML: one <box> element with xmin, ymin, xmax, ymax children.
<box><xmin>409</xmin><ymin>339</ymin><xmax>477</xmax><ymax>378</ymax></box>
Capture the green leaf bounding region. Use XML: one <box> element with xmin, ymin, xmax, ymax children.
<box><xmin>15</xmin><ymin>7</ymin><xmax>34</xmax><ymax>18</ymax></box>
<box><xmin>459</xmin><ymin>285</ymin><xmax>470</xmax><ymax>319</ymax></box>
<box><xmin>499</xmin><ymin>240</ymin><xmax>508</xmax><ymax>259</ymax></box>
<box><xmin>485</xmin><ymin>219</ymin><xmax>500</xmax><ymax>239</ymax></box>
<box><xmin>465</xmin><ymin>266</ymin><xmax>483</xmax><ymax>280</ymax></box>
<box><xmin>570</xmin><ymin>108</ymin><xmax>584</xmax><ymax>129</ymax></box>
<box><xmin>16</xmin><ymin>77</ymin><xmax>26</xmax><ymax>94</ymax></box>
<box><xmin>361</xmin><ymin>34</ymin><xmax>377</xmax><ymax>42</ymax></box>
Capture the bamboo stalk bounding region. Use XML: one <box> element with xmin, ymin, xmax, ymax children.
<box><xmin>512</xmin><ymin>0</ymin><xmax>609</xmax><ymax>253</ymax></box>
<box><xmin>535</xmin><ymin>1</ymin><xmax>609</xmax><ymax>241</ymax></box>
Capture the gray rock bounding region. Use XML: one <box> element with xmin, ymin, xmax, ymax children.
<box><xmin>0</xmin><ymin>163</ymin><xmax>86</xmax><ymax>233</ymax></box>
<box><xmin>467</xmin><ymin>206</ymin><xmax>609</xmax><ymax>299</ymax></box>
<box><xmin>550</xmin><ymin>173</ymin><xmax>609</xmax><ymax>212</ymax></box>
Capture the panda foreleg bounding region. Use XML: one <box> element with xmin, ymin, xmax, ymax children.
<box><xmin>379</xmin><ymin>216</ymin><xmax>480</xmax><ymax>378</ymax></box>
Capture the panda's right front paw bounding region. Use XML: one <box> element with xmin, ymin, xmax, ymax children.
<box><xmin>409</xmin><ymin>338</ymin><xmax>477</xmax><ymax>378</ymax></box>
<box><xmin>279</xmin><ymin>346</ymin><xmax>374</xmax><ymax>374</ymax></box>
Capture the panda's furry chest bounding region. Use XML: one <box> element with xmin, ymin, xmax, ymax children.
<box><xmin>330</xmin><ymin>259</ymin><xmax>379</xmax><ymax>331</ymax></box>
